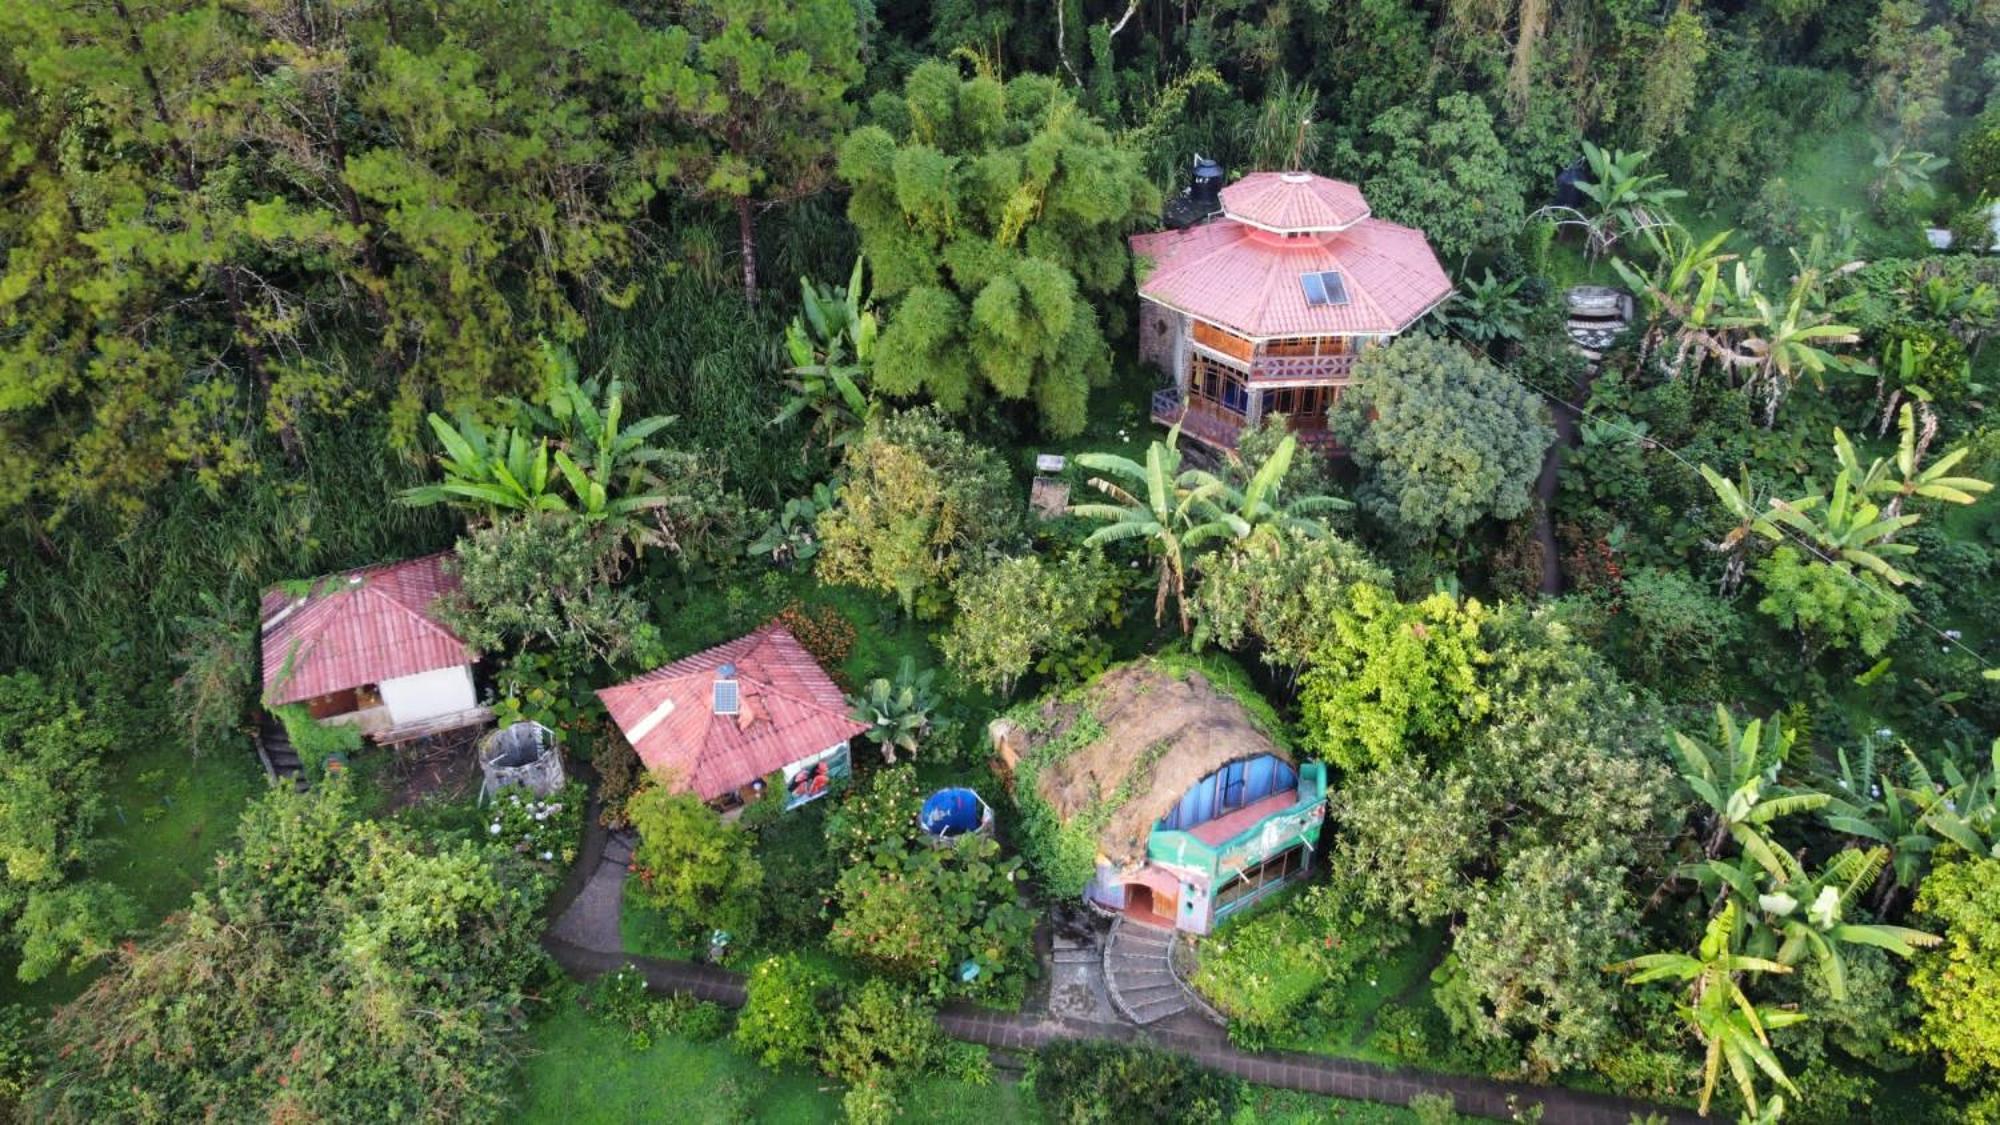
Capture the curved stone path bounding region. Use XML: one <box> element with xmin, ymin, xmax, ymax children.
<box><xmin>540</xmin><ymin>809</ymin><xmax>1699</xmax><ymax>1125</ymax></box>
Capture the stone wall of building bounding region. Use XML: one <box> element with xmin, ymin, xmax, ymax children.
<box><xmin>1136</xmin><ymin>300</ymin><xmax>1184</xmax><ymax>377</ymax></box>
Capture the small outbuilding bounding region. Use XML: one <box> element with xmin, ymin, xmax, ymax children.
<box><xmin>260</xmin><ymin>553</ymin><xmax>490</xmax><ymax>744</ymax></box>
<box><xmin>997</xmin><ymin>659</ymin><xmax>1327</xmax><ymax>935</ymax></box>
<box><xmin>597</xmin><ymin>622</ymin><xmax>870</xmax><ymax>814</ymax></box>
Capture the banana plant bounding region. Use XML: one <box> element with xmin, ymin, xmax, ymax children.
<box><xmin>1919</xmin><ymin>738</ymin><xmax>2000</xmax><ymax>859</ymax></box>
<box><xmin>776</xmin><ymin>257</ymin><xmax>877</xmax><ymax>451</ymax></box>
<box><xmin>1194</xmin><ymin>432</ymin><xmax>1350</xmax><ymax>544</ymax></box>
<box><xmin>1819</xmin><ymin>744</ymin><xmax>1944</xmax><ymax>911</ymax></box>
<box><xmin>399</xmin><ymin>413</ymin><xmax>565</xmax><ymax>519</ymax></box>
<box><xmin>1671</xmin><ymin>706</ymin><xmax>1828</xmax><ymax>863</ymax></box>
<box><xmin>1611</xmin><ymin>901</ymin><xmax>1804</xmax><ymax>1118</ymax></box>
<box><xmin>1070</xmin><ymin>425</ymin><xmax>1240</xmax><ymax>633</ymax></box>
<box><xmin>1761</xmin><ymin>470</ymin><xmax>1922</xmax><ymax>586</ymax></box>
<box><xmin>1734</xmin><ymin>844</ymin><xmax>1939</xmax><ymax>1000</ymax></box>
<box><xmin>846</xmin><ymin>657</ymin><xmax>939</xmax><ymax>764</ymax></box>
<box><xmin>1834</xmin><ymin>405</ymin><xmax>1993</xmax><ymax>522</ymax></box>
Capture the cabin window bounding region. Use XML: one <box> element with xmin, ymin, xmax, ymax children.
<box><xmin>1189</xmin><ymin>355</ymin><xmax>1249</xmax><ymax>416</ymax></box>
<box><xmin>1259</xmin><ymin>385</ymin><xmax>1332</xmax><ymax>424</ymax></box>
<box><xmin>1157</xmin><ymin>754</ymin><xmax>1301</xmax><ymax>831</ymax></box>
<box><xmin>1216</xmin><ymin>845</ymin><xmax>1306</xmax><ymax>912</ymax></box>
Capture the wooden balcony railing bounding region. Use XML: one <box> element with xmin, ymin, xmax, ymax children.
<box><xmin>1150</xmin><ymin>388</ymin><xmax>1245</xmax><ymax>450</ymax></box>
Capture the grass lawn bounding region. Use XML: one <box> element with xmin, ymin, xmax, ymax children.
<box><xmin>1274</xmin><ymin>926</ymin><xmax>1451</xmax><ymax>1067</ymax></box>
<box><xmin>515</xmin><ymin>999</ymin><xmax>836</xmax><ymax>1125</ymax></box>
<box><xmin>515</xmin><ymin>991</ymin><xmax>1465</xmax><ymax>1125</ymax></box>
<box><xmin>515</xmin><ymin>996</ymin><xmax>1036</xmax><ymax>1125</ymax></box>
<box><xmin>0</xmin><ymin>736</ymin><xmax>262</xmax><ymax>1010</ymax></box>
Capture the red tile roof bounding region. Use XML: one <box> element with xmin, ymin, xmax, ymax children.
<box><xmin>1220</xmin><ymin>172</ymin><xmax>1370</xmax><ymax>233</ymax></box>
<box><xmin>597</xmin><ymin>623</ymin><xmax>870</xmax><ymax>803</ymax></box>
<box><xmin>1131</xmin><ymin>211</ymin><xmax>1452</xmax><ymax>339</ymax></box>
<box><xmin>260</xmin><ymin>553</ymin><xmax>472</xmax><ymax>706</ymax></box>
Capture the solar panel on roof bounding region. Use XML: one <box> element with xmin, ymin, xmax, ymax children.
<box><xmin>1300</xmin><ymin>270</ymin><xmax>1350</xmax><ymax>307</ymax></box>
<box><xmin>713</xmin><ymin>679</ymin><xmax>740</xmax><ymax>715</ymax></box>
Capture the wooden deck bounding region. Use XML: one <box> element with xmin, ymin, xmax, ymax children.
<box><xmin>1151</xmin><ymin>389</ymin><xmax>1336</xmax><ymax>453</ymax></box>
<box><xmin>372</xmin><ymin>705</ymin><xmax>495</xmax><ymax>746</ymax></box>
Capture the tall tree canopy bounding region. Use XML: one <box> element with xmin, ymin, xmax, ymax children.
<box><xmin>0</xmin><ymin>0</ymin><xmax>681</xmax><ymax>516</ymax></box>
<box><xmin>1332</xmin><ymin>335</ymin><xmax>1554</xmax><ymax>541</ymax></box>
<box><xmin>836</xmin><ymin>59</ymin><xmax>1159</xmax><ymax>436</ymax></box>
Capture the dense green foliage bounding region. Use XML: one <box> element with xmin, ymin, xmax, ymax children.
<box><xmin>829</xmin><ymin>834</ymin><xmax>1036</xmax><ymax>1003</ymax></box>
<box><xmin>816</xmin><ymin>408</ymin><xmax>1023</xmax><ymax>614</ymax></box>
<box><xmin>839</xmin><ymin>61</ymin><xmax>1158</xmax><ymax>435</ymax></box>
<box><xmin>0</xmin><ymin>675</ymin><xmax>134</xmax><ymax>984</ymax></box>
<box><xmin>1027</xmin><ymin>1039</ymin><xmax>1241</xmax><ymax>1125</ymax></box>
<box><xmin>941</xmin><ymin>551</ymin><xmax>1119</xmax><ymax>694</ymax></box>
<box><xmin>627</xmin><ymin>786</ymin><xmax>764</xmax><ymax>944</ymax></box>
<box><xmin>37</xmin><ymin>778</ymin><xmax>559</xmax><ymax>1120</ymax></box>
<box><xmin>1333</xmin><ymin>336</ymin><xmax>1554</xmax><ymax>542</ymax></box>
<box><xmin>3</xmin><ymin>0</ymin><xmax>1999</xmax><ymax>1116</ymax></box>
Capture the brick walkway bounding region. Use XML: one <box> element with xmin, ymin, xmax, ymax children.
<box><xmin>542</xmin><ymin>934</ymin><xmax>1695</xmax><ymax>1125</ymax></box>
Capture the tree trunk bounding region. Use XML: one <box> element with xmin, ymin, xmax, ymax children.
<box><xmin>736</xmin><ymin>196</ymin><xmax>759</xmax><ymax>307</ymax></box>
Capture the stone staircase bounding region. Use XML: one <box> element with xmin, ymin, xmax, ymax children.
<box><xmin>1104</xmin><ymin>917</ymin><xmax>1190</xmax><ymax>1025</ymax></box>
<box><xmin>256</xmin><ymin>711</ymin><xmax>308</xmax><ymax>790</ymax></box>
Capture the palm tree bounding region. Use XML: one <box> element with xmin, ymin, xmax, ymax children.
<box><xmin>1611</xmin><ymin>902</ymin><xmax>1804</xmax><ymax>1118</ymax></box>
<box><xmin>1671</xmin><ymin>706</ymin><xmax>1829</xmax><ymax>863</ymax></box>
<box><xmin>1070</xmin><ymin>427</ymin><xmax>1240</xmax><ymax>633</ymax></box>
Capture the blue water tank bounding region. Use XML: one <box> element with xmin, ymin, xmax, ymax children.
<box><xmin>920</xmin><ymin>788</ymin><xmax>985</xmax><ymax>836</ymax></box>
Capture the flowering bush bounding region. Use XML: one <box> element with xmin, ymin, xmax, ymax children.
<box><xmin>589</xmin><ymin>964</ymin><xmax>730</xmax><ymax>1048</ymax></box>
<box><xmin>828</xmin><ymin>835</ymin><xmax>1036</xmax><ymax>1004</ymax></box>
<box><xmin>484</xmin><ymin>781</ymin><xmax>585</xmax><ymax>868</ymax></box>
<box><xmin>733</xmin><ymin>954</ymin><xmax>828</xmax><ymax>1069</ymax></box>
<box><xmin>822</xmin><ymin>763</ymin><xmax>921</xmax><ymax>864</ymax></box>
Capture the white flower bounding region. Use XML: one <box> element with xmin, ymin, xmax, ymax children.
<box><xmin>489</xmin><ymin>822</ymin><xmax>502</xmax><ymax>835</ymax></box>
<box><xmin>541</xmin><ymin>851</ymin><xmax>554</xmax><ymax>861</ymax></box>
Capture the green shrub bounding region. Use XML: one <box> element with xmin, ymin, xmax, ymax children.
<box><xmin>932</xmin><ymin>1040</ymin><xmax>995</xmax><ymax>1086</ymax></box>
<box><xmin>819</xmin><ymin>979</ymin><xmax>939</xmax><ymax>1088</ymax></box>
<box><xmin>1026</xmin><ymin>1039</ymin><xmax>1241</xmax><ymax>1125</ymax></box>
<box><xmin>269</xmin><ymin>702</ymin><xmax>364</xmax><ymax>779</ymax></box>
<box><xmin>828</xmin><ymin>835</ymin><xmax>1036</xmax><ymax>1004</ymax></box>
<box><xmin>0</xmin><ymin>673</ymin><xmax>138</xmax><ymax>982</ymax></box>
<box><xmin>1190</xmin><ymin>881</ymin><xmax>1408</xmax><ymax>1050</ymax></box>
<box><xmin>482</xmin><ymin>781</ymin><xmax>585</xmax><ymax>869</ymax></box>
<box><xmin>38</xmin><ymin>779</ymin><xmax>549</xmax><ymax>1120</ymax></box>
<box><xmin>627</xmin><ymin>785</ymin><xmax>764</xmax><ymax>946</ymax></box>
<box><xmin>1958</xmin><ymin>107</ymin><xmax>2000</xmax><ymax>198</ymax></box>
<box><xmin>0</xmin><ymin>1004</ymin><xmax>41</xmax><ymax>1112</ymax></box>
<box><xmin>733</xmin><ymin>954</ymin><xmax>829</xmax><ymax>1070</ymax></box>
<box><xmin>822</xmin><ymin>762</ymin><xmax>921</xmax><ymax>864</ymax></box>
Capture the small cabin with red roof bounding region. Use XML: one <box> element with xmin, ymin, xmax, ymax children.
<box><xmin>597</xmin><ymin>622</ymin><xmax>869</xmax><ymax>814</ymax></box>
<box><xmin>260</xmin><ymin>553</ymin><xmax>489</xmax><ymax>744</ymax></box>
<box><xmin>1130</xmin><ymin>167</ymin><xmax>1453</xmax><ymax>452</ymax></box>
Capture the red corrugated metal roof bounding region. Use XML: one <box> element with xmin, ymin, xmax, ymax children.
<box><xmin>260</xmin><ymin>553</ymin><xmax>472</xmax><ymax>706</ymax></box>
<box><xmin>1131</xmin><ymin>213</ymin><xmax>1452</xmax><ymax>339</ymax></box>
<box><xmin>1219</xmin><ymin>172</ymin><xmax>1370</xmax><ymax>232</ymax></box>
<box><xmin>596</xmin><ymin>623</ymin><xmax>870</xmax><ymax>803</ymax></box>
